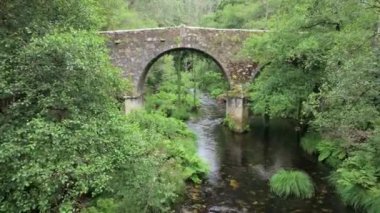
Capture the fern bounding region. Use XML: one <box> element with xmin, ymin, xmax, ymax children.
<box><xmin>329</xmin><ymin>144</ymin><xmax>380</xmax><ymax>213</ymax></box>
<box><xmin>316</xmin><ymin>139</ymin><xmax>347</xmax><ymax>167</ymax></box>
<box><xmin>331</xmin><ymin>176</ymin><xmax>380</xmax><ymax>213</ymax></box>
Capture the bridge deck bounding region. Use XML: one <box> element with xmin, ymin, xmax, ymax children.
<box><xmin>100</xmin><ymin>25</ymin><xmax>268</xmax><ymax>34</ymax></box>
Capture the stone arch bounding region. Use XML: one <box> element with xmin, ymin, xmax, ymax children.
<box><xmin>101</xmin><ymin>26</ymin><xmax>265</xmax><ymax>132</ymax></box>
<box><xmin>137</xmin><ymin>47</ymin><xmax>231</xmax><ymax>95</ymax></box>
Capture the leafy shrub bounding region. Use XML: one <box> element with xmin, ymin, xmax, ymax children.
<box><xmin>331</xmin><ymin>174</ymin><xmax>380</xmax><ymax>213</ymax></box>
<box><xmin>316</xmin><ymin>139</ymin><xmax>347</xmax><ymax>167</ymax></box>
<box><xmin>84</xmin><ymin>199</ymin><xmax>119</xmax><ymax>213</ymax></box>
<box><xmin>304</xmin><ymin>128</ymin><xmax>380</xmax><ymax>213</ymax></box>
<box><xmin>0</xmin><ymin>31</ymin><xmax>129</xmax><ymax>212</ymax></box>
<box><xmin>329</xmin><ymin>141</ymin><xmax>380</xmax><ymax>213</ymax></box>
<box><xmin>144</xmin><ymin>55</ymin><xmax>199</xmax><ymax>121</ymax></box>
<box><xmin>144</xmin><ymin>54</ymin><xmax>228</xmax><ymax>121</ymax></box>
<box><xmin>144</xmin><ymin>89</ymin><xmax>197</xmax><ymax>121</ymax></box>
<box><xmin>269</xmin><ymin>169</ymin><xmax>315</xmax><ymax>199</ymax></box>
<box><xmin>125</xmin><ymin>111</ymin><xmax>207</xmax><ymax>182</ymax></box>
<box><xmin>84</xmin><ymin>111</ymin><xmax>208</xmax><ymax>212</ymax></box>
<box><xmin>0</xmin><ymin>30</ymin><xmax>207</xmax><ymax>212</ymax></box>
<box><xmin>163</xmin><ymin>139</ymin><xmax>208</xmax><ymax>183</ymax></box>
<box><xmin>125</xmin><ymin>110</ymin><xmax>194</xmax><ymax>139</ymax></box>
<box><xmin>223</xmin><ymin>115</ymin><xmax>237</xmax><ymax>130</ymax></box>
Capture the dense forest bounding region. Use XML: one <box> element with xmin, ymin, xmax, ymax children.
<box><xmin>0</xmin><ymin>0</ymin><xmax>379</xmax><ymax>212</ymax></box>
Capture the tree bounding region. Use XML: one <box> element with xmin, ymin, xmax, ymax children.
<box><xmin>201</xmin><ymin>0</ymin><xmax>281</xmax><ymax>29</ymax></box>
<box><xmin>99</xmin><ymin>0</ymin><xmax>157</xmax><ymax>30</ymax></box>
<box><xmin>0</xmin><ymin>29</ymin><xmax>131</xmax><ymax>212</ymax></box>
<box><xmin>243</xmin><ymin>0</ymin><xmax>379</xmax><ymax>211</ymax></box>
<box><xmin>0</xmin><ymin>1</ymin><xmax>207</xmax><ymax>211</ymax></box>
<box><xmin>128</xmin><ymin>0</ymin><xmax>221</xmax><ymax>26</ymax></box>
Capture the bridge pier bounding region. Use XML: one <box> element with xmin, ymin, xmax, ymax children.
<box><xmin>124</xmin><ymin>95</ymin><xmax>143</xmax><ymax>114</ymax></box>
<box><xmin>225</xmin><ymin>96</ymin><xmax>249</xmax><ymax>133</ymax></box>
<box><xmin>123</xmin><ymin>94</ymin><xmax>249</xmax><ymax>133</ymax></box>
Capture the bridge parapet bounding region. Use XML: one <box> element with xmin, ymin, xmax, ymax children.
<box><xmin>101</xmin><ymin>26</ymin><xmax>264</xmax><ymax>95</ymax></box>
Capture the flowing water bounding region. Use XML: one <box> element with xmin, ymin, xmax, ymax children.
<box><xmin>181</xmin><ymin>94</ymin><xmax>353</xmax><ymax>213</ymax></box>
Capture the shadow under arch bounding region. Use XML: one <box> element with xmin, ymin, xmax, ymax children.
<box><xmin>137</xmin><ymin>47</ymin><xmax>231</xmax><ymax>95</ymax></box>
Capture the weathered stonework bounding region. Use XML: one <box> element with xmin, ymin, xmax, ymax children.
<box><xmin>101</xmin><ymin>26</ymin><xmax>265</xmax><ymax>132</ymax></box>
<box><xmin>226</xmin><ymin>97</ymin><xmax>249</xmax><ymax>133</ymax></box>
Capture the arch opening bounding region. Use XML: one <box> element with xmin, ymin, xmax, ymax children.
<box><xmin>137</xmin><ymin>47</ymin><xmax>231</xmax><ymax>95</ymax></box>
<box><xmin>140</xmin><ymin>47</ymin><xmax>231</xmax><ymax>120</ymax></box>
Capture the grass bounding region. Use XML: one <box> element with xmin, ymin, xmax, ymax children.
<box><xmin>269</xmin><ymin>169</ymin><xmax>315</xmax><ymax>199</ymax></box>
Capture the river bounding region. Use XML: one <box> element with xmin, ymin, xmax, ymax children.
<box><xmin>181</xmin><ymin>94</ymin><xmax>354</xmax><ymax>213</ymax></box>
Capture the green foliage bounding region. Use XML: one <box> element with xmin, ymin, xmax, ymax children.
<box><xmin>248</xmin><ymin>63</ymin><xmax>318</xmax><ymax>119</ymax></box>
<box><xmin>304</xmin><ymin>0</ymin><xmax>379</xmax><ymax>143</ymax></box>
<box><xmin>99</xmin><ymin>0</ymin><xmax>157</xmax><ymax>30</ymax></box>
<box><xmin>223</xmin><ymin>115</ymin><xmax>236</xmax><ymax>131</ymax></box>
<box><xmin>329</xmin><ymin>139</ymin><xmax>380</xmax><ymax>213</ymax></box>
<box><xmin>3</xmin><ymin>0</ymin><xmax>378</xmax><ymax>212</ymax></box>
<box><xmin>125</xmin><ymin>110</ymin><xmax>194</xmax><ymax>139</ymax></box>
<box><xmin>0</xmin><ymin>0</ymin><xmax>133</xmax><ymax>211</ymax></box>
<box><xmin>223</xmin><ymin>114</ymin><xmax>249</xmax><ymax>132</ymax></box>
<box><xmin>129</xmin><ymin>0</ymin><xmax>220</xmax><ymax>26</ymax></box>
<box><xmin>125</xmin><ymin>111</ymin><xmax>208</xmax><ymax>183</ymax></box>
<box><xmin>0</xmin><ymin>30</ymin><xmax>133</xmax><ymax>211</ymax></box>
<box><xmin>269</xmin><ymin>169</ymin><xmax>315</xmax><ymax>199</ymax></box>
<box><xmin>308</xmin><ymin>29</ymin><xmax>379</xmax><ymax>143</ymax></box>
<box><xmin>300</xmin><ymin>133</ymin><xmax>321</xmax><ymax>155</ymax></box>
<box><xmin>84</xmin><ymin>111</ymin><xmax>208</xmax><ymax>212</ymax></box>
<box><xmin>111</xmin><ymin>151</ymin><xmax>187</xmax><ymax>213</ymax></box>
<box><xmin>2</xmin><ymin>31</ymin><xmax>126</xmax><ymax>120</ymax></box>
<box><xmin>194</xmin><ymin>58</ymin><xmax>229</xmax><ymax>99</ymax></box>
<box><xmin>316</xmin><ymin>139</ymin><xmax>347</xmax><ymax>168</ymax></box>
<box><xmin>332</xmin><ymin>184</ymin><xmax>380</xmax><ymax>213</ymax></box>
<box><xmin>144</xmin><ymin>53</ymin><xmax>228</xmax><ymax>120</ymax></box>
<box><xmin>0</xmin><ymin>0</ymin><xmax>103</xmax><ymax>56</ymax></box>
<box><xmin>242</xmin><ymin>1</ymin><xmax>379</xmax><ymax>210</ymax></box>
<box><xmin>0</xmin><ymin>0</ymin><xmax>109</xmax><ymax>103</ymax></box>
<box><xmin>0</xmin><ymin>2</ymin><xmax>209</xmax><ymax>212</ymax></box>
<box><xmin>144</xmin><ymin>55</ymin><xmax>199</xmax><ymax>120</ymax></box>
<box><xmin>245</xmin><ymin>0</ymin><xmax>379</xmax><ymax>128</ymax></box>
<box><xmin>201</xmin><ymin>0</ymin><xmax>281</xmax><ymax>29</ymax></box>
<box><xmin>145</xmin><ymin>91</ymin><xmax>196</xmax><ymax>120</ymax></box>
<box><xmin>301</xmin><ymin>134</ymin><xmax>348</xmax><ymax>167</ymax></box>
<box><xmin>243</xmin><ymin>1</ymin><xmax>330</xmax><ymax>120</ymax></box>
<box><xmin>84</xmin><ymin>199</ymin><xmax>119</xmax><ymax>213</ymax></box>
<box><xmin>305</xmin><ymin>127</ymin><xmax>380</xmax><ymax>212</ymax></box>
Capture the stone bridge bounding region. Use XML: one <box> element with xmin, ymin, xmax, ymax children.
<box><xmin>101</xmin><ymin>26</ymin><xmax>265</xmax><ymax>132</ymax></box>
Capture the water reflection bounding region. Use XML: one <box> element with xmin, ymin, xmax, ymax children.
<box><xmin>184</xmin><ymin>94</ymin><xmax>353</xmax><ymax>213</ymax></box>
<box><xmin>188</xmin><ymin>94</ymin><xmax>224</xmax><ymax>185</ymax></box>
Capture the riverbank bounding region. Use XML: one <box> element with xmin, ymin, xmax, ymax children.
<box><xmin>180</xmin><ymin>95</ymin><xmax>352</xmax><ymax>212</ymax></box>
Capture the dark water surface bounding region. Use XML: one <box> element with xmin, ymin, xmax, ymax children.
<box><xmin>181</xmin><ymin>95</ymin><xmax>353</xmax><ymax>213</ymax></box>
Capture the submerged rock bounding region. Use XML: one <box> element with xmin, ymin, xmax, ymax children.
<box><xmin>208</xmin><ymin>206</ymin><xmax>240</xmax><ymax>213</ymax></box>
<box><xmin>229</xmin><ymin>179</ymin><xmax>240</xmax><ymax>190</ymax></box>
